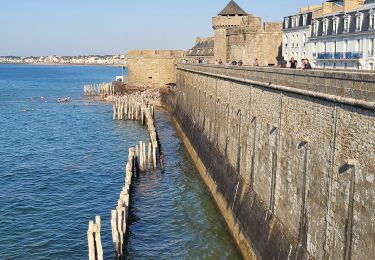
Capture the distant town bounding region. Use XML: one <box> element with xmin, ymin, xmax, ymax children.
<box><xmin>0</xmin><ymin>55</ymin><xmax>127</xmax><ymax>66</ymax></box>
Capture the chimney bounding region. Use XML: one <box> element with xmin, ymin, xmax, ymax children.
<box><xmin>343</xmin><ymin>0</ymin><xmax>364</xmax><ymax>12</ymax></box>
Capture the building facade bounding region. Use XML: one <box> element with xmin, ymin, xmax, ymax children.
<box><xmin>186</xmin><ymin>37</ymin><xmax>215</xmax><ymax>63</ymax></box>
<box><xmin>283</xmin><ymin>0</ymin><xmax>375</xmax><ymax>70</ymax></box>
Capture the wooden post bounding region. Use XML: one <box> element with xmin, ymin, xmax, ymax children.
<box><xmin>153</xmin><ymin>142</ymin><xmax>157</xmax><ymax>169</ymax></box>
<box><xmin>95</xmin><ymin>216</ymin><xmax>103</xmax><ymax>260</ymax></box>
<box><xmin>87</xmin><ymin>221</ymin><xmax>96</xmax><ymax>260</ymax></box>
<box><xmin>111</xmin><ymin>210</ymin><xmax>120</xmax><ymax>258</ymax></box>
<box><xmin>148</xmin><ymin>142</ymin><xmax>152</xmax><ymax>169</ymax></box>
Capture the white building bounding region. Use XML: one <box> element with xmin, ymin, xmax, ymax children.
<box><xmin>283</xmin><ymin>0</ymin><xmax>375</xmax><ymax>70</ymax></box>
<box><xmin>283</xmin><ymin>6</ymin><xmax>319</xmax><ymax>64</ymax></box>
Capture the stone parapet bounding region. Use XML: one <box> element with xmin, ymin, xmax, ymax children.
<box><xmin>177</xmin><ymin>64</ymin><xmax>375</xmax><ymax>103</ymax></box>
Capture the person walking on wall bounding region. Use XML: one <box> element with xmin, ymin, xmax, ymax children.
<box><xmin>303</xmin><ymin>59</ymin><xmax>312</xmax><ymax>70</ymax></box>
<box><xmin>279</xmin><ymin>56</ymin><xmax>287</xmax><ymax>68</ymax></box>
<box><xmin>289</xmin><ymin>57</ymin><xmax>297</xmax><ymax>69</ymax></box>
<box><xmin>253</xmin><ymin>58</ymin><xmax>259</xmax><ymax>67</ymax></box>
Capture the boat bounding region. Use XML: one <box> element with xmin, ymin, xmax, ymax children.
<box><xmin>57</xmin><ymin>97</ymin><xmax>70</xmax><ymax>103</ymax></box>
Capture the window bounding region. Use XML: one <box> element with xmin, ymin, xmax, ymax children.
<box><xmin>369</xmin><ymin>38</ymin><xmax>374</xmax><ymax>56</ymax></box>
<box><xmin>356</xmin><ymin>39</ymin><xmax>361</xmax><ymax>52</ymax></box>
<box><xmin>323</xmin><ymin>18</ymin><xmax>329</xmax><ymax>35</ymax></box>
<box><xmin>370</xmin><ymin>63</ymin><xmax>374</xmax><ymax>70</ymax></box>
<box><xmin>344</xmin><ymin>15</ymin><xmax>351</xmax><ymax>33</ymax></box>
<box><xmin>357</xmin><ymin>62</ymin><xmax>361</xmax><ymax>70</ymax></box>
<box><xmin>323</xmin><ymin>41</ymin><xmax>327</xmax><ymax>52</ymax></box>
<box><xmin>296</xmin><ymin>34</ymin><xmax>299</xmax><ymax>46</ymax></box>
<box><xmin>334</xmin><ymin>41</ymin><xmax>337</xmax><ymax>54</ymax></box>
<box><xmin>295</xmin><ymin>15</ymin><xmax>300</xmax><ymax>27</ymax></box>
<box><xmin>313</xmin><ymin>20</ymin><xmax>319</xmax><ymax>36</ymax></box>
<box><xmin>356</xmin><ymin>12</ymin><xmax>363</xmax><ymax>32</ymax></box>
<box><xmin>292</xmin><ymin>34</ymin><xmax>294</xmax><ymax>47</ymax></box>
<box><xmin>370</xmin><ymin>10</ymin><xmax>375</xmax><ymax>30</ymax></box>
<box><xmin>285</xmin><ymin>17</ymin><xmax>290</xmax><ymax>28</ymax></box>
<box><xmin>285</xmin><ymin>35</ymin><xmax>288</xmax><ymax>47</ymax></box>
<box><xmin>303</xmin><ymin>14</ymin><xmax>308</xmax><ymax>26</ymax></box>
<box><xmin>303</xmin><ymin>33</ymin><xmax>307</xmax><ymax>46</ymax></box>
<box><xmin>333</xmin><ymin>16</ymin><xmax>339</xmax><ymax>34</ymax></box>
<box><xmin>333</xmin><ymin>63</ymin><xmax>336</xmax><ymax>69</ymax></box>
<box><xmin>303</xmin><ymin>51</ymin><xmax>306</xmax><ymax>58</ymax></box>
<box><xmin>344</xmin><ymin>40</ymin><xmax>348</xmax><ymax>52</ymax></box>
<box><xmin>312</xmin><ymin>42</ymin><xmax>317</xmax><ymax>56</ymax></box>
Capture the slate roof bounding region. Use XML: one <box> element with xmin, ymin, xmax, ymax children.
<box><xmin>218</xmin><ymin>0</ymin><xmax>248</xmax><ymax>16</ymax></box>
<box><xmin>187</xmin><ymin>38</ymin><xmax>214</xmax><ymax>57</ymax></box>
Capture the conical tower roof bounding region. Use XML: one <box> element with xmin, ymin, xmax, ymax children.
<box><xmin>218</xmin><ymin>0</ymin><xmax>248</xmax><ymax>16</ymax></box>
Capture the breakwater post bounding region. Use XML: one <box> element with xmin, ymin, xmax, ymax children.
<box><xmin>111</xmin><ymin>148</ymin><xmax>135</xmax><ymax>259</ymax></box>
<box><xmin>112</xmin><ymin>94</ymin><xmax>161</xmax><ymax>170</ymax></box>
<box><xmin>87</xmin><ymin>216</ymin><xmax>103</xmax><ymax>260</ymax></box>
<box><xmin>84</xmin><ymin>82</ymin><xmax>118</xmax><ymax>97</ymax></box>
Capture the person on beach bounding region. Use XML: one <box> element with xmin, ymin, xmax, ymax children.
<box><xmin>289</xmin><ymin>57</ymin><xmax>297</xmax><ymax>69</ymax></box>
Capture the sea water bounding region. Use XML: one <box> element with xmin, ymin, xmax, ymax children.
<box><xmin>0</xmin><ymin>64</ymin><xmax>241</xmax><ymax>259</ymax></box>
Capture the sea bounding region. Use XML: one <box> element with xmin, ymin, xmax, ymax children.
<box><xmin>0</xmin><ymin>64</ymin><xmax>242</xmax><ymax>259</ymax></box>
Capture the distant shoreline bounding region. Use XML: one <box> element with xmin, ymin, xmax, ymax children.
<box><xmin>0</xmin><ymin>62</ymin><xmax>126</xmax><ymax>68</ymax></box>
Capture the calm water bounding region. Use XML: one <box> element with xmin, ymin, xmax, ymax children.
<box><xmin>0</xmin><ymin>64</ymin><xmax>242</xmax><ymax>259</ymax></box>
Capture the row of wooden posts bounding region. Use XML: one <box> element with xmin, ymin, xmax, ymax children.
<box><xmin>111</xmin><ymin>147</ymin><xmax>135</xmax><ymax>258</ymax></box>
<box><xmin>84</xmin><ymin>83</ymin><xmax>116</xmax><ymax>97</ymax></box>
<box><xmin>113</xmin><ymin>94</ymin><xmax>159</xmax><ymax>170</ymax></box>
<box><xmin>87</xmin><ymin>93</ymin><xmax>161</xmax><ymax>259</ymax></box>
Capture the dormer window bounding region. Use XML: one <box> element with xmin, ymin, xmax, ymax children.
<box><xmin>303</xmin><ymin>14</ymin><xmax>308</xmax><ymax>26</ymax></box>
<box><xmin>356</xmin><ymin>12</ymin><xmax>363</xmax><ymax>32</ymax></box>
<box><xmin>285</xmin><ymin>17</ymin><xmax>289</xmax><ymax>28</ymax></box>
<box><xmin>344</xmin><ymin>14</ymin><xmax>351</xmax><ymax>33</ymax></box>
<box><xmin>313</xmin><ymin>20</ymin><xmax>319</xmax><ymax>36</ymax></box>
<box><xmin>332</xmin><ymin>16</ymin><xmax>339</xmax><ymax>34</ymax></box>
<box><xmin>369</xmin><ymin>10</ymin><xmax>375</xmax><ymax>30</ymax></box>
<box><xmin>295</xmin><ymin>15</ymin><xmax>300</xmax><ymax>27</ymax></box>
<box><xmin>322</xmin><ymin>18</ymin><xmax>329</xmax><ymax>35</ymax></box>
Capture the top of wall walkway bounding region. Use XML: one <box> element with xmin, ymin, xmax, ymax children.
<box><xmin>177</xmin><ymin>64</ymin><xmax>375</xmax><ymax>108</ymax></box>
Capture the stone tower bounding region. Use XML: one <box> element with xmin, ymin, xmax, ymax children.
<box><xmin>212</xmin><ymin>0</ymin><xmax>249</xmax><ymax>62</ymax></box>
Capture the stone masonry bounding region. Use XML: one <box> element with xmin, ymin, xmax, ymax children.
<box><xmin>163</xmin><ymin>63</ymin><xmax>375</xmax><ymax>259</ymax></box>
<box><xmin>127</xmin><ymin>50</ymin><xmax>185</xmax><ymax>88</ymax></box>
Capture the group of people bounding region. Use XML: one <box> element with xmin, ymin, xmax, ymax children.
<box><xmin>182</xmin><ymin>58</ymin><xmax>208</xmax><ymax>64</ymax></box>
<box><xmin>183</xmin><ymin>56</ymin><xmax>312</xmax><ymax>70</ymax></box>
<box><xmin>278</xmin><ymin>57</ymin><xmax>312</xmax><ymax>70</ymax></box>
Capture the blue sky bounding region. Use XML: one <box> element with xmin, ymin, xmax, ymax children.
<box><xmin>0</xmin><ymin>0</ymin><xmax>324</xmax><ymax>56</ymax></box>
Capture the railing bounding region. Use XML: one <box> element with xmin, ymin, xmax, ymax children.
<box><xmin>317</xmin><ymin>52</ymin><xmax>363</xmax><ymax>60</ymax></box>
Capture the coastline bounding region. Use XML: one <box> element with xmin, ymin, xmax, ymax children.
<box><xmin>0</xmin><ymin>62</ymin><xmax>126</xmax><ymax>68</ymax></box>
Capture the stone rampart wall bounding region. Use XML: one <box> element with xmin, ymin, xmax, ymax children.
<box><xmin>163</xmin><ymin>64</ymin><xmax>375</xmax><ymax>259</ymax></box>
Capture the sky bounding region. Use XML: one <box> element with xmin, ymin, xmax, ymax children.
<box><xmin>0</xmin><ymin>0</ymin><xmax>324</xmax><ymax>56</ymax></box>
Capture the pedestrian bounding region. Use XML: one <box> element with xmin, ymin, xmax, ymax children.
<box><xmin>218</xmin><ymin>59</ymin><xmax>223</xmax><ymax>65</ymax></box>
<box><xmin>289</xmin><ymin>57</ymin><xmax>297</xmax><ymax>69</ymax></box>
<box><xmin>303</xmin><ymin>59</ymin><xmax>312</xmax><ymax>70</ymax></box>
<box><xmin>253</xmin><ymin>58</ymin><xmax>259</xmax><ymax>67</ymax></box>
<box><xmin>279</xmin><ymin>56</ymin><xmax>287</xmax><ymax>68</ymax></box>
<box><xmin>238</xmin><ymin>60</ymin><xmax>243</xmax><ymax>66</ymax></box>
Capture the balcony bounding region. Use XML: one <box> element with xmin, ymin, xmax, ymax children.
<box><xmin>316</xmin><ymin>52</ymin><xmax>363</xmax><ymax>60</ymax></box>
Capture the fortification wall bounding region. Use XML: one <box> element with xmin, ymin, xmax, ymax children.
<box><xmin>162</xmin><ymin>64</ymin><xmax>375</xmax><ymax>259</ymax></box>
<box><xmin>127</xmin><ymin>50</ymin><xmax>185</xmax><ymax>88</ymax></box>
<box><xmin>226</xmin><ymin>29</ymin><xmax>282</xmax><ymax>66</ymax></box>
